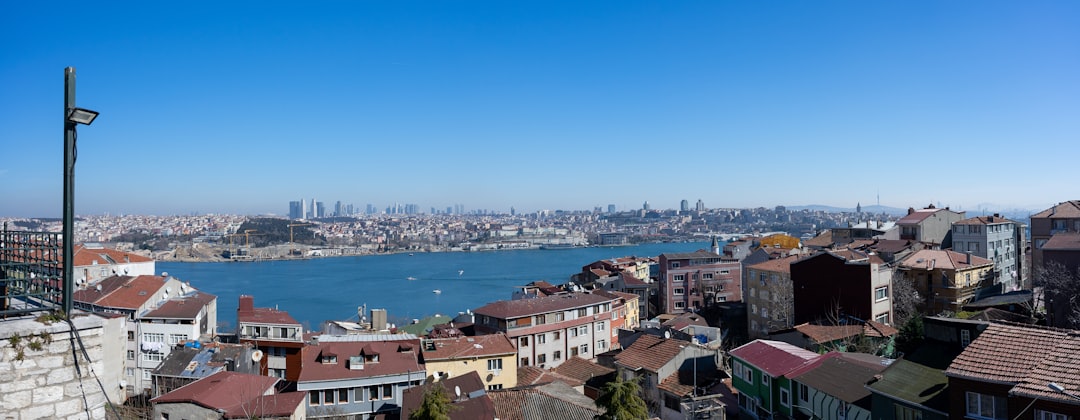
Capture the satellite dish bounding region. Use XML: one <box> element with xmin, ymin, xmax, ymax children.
<box><xmin>664</xmin><ymin>330</ymin><xmax>672</xmax><ymax>339</ymax></box>
<box><xmin>455</xmin><ymin>386</ymin><xmax>461</xmax><ymax>398</ymax></box>
<box><xmin>161</xmin><ymin>271</ymin><xmax>169</xmax><ymax>277</ymax></box>
<box><xmin>95</xmin><ymin>284</ymin><xmax>102</xmax><ymax>292</ymax></box>
<box><xmin>252</xmin><ymin>350</ymin><xmax>264</xmax><ymax>362</ymax></box>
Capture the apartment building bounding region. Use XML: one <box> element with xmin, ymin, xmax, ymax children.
<box><xmin>896</xmin><ymin>205</ymin><xmax>966</xmax><ymax>247</ymax></box>
<box><xmin>658</xmin><ymin>250</ymin><xmax>742</xmax><ymax>314</ymax></box>
<box><xmin>897</xmin><ymin>249</ymin><xmax>994</xmax><ymax>314</ymax></box>
<box><xmin>745</xmin><ymin>255</ymin><xmax>798</xmax><ymax>339</ymax></box>
<box><xmin>790</xmin><ymin>250</ymin><xmax>893</xmax><ymax>325</ymax></box>
<box><xmin>237</xmin><ymin>295</ymin><xmax>305</xmax><ymax>381</ymax></box>
<box><xmin>421</xmin><ymin>334</ymin><xmax>518</xmax><ymax>390</ymax></box>
<box><xmin>473</xmin><ymin>291</ymin><xmax>622</xmax><ymax>369</ymax></box>
<box><xmin>951</xmin><ymin>214</ymin><xmax>1026</xmax><ymax>291</ymax></box>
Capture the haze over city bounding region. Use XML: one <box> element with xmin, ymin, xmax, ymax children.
<box><xmin>3</xmin><ymin>1</ymin><xmax>1079</xmax><ymax>217</ymax></box>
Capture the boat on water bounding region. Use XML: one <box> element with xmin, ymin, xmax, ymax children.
<box><xmin>406</xmin><ymin>276</ymin><xmax>417</xmax><ymax>281</ymax></box>
<box><xmin>539</xmin><ymin>243</ymin><xmax>577</xmax><ymax>250</ymax></box>
<box><xmin>458</xmin><ymin>270</ymin><xmax>464</xmax><ymax>276</ymax></box>
<box><xmin>432</xmin><ymin>289</ymin><xmax>441</xmax><ymax>294</ymax></box>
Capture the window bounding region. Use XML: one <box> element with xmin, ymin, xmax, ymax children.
<box><xmin>875</xmin><ymin>313</ymin><xmax>890</xmax><ymax>325</ymax></box>
<box><xmin>896</xmin><ymin>405</ymin><xmax>924</xmax><ymax>420</ymax></box>
<box><xmin>598</xmin><ymin>340</ymin><xmax>607</xmax><ymax>351</ymax></box>
<box><xmin>749</xmin><ymin>288</ymin><xmax>756</xmax><ymax>298</ymax></box>
<box><xmin>760</xmin><ymin>273</ymin><xmax>767</xmax><ymax>285</ymax></box>
<box><xmin>553</xmin><ymin>350</ymin><xmax>562</xmax><ymax>360</ymax></box>
<box><xmin>780</xmin><ymin>387</ymin><xmax>790</xmax><ymax>407</ymax></box>
<box><xmin>1037</xmin><ymin>410</ymin><xmax>1072</xmax><ymax>420</ymax></box>
<box><xmin>673</xmin><ymin>274</ymin><xmax>685</xmax><ymax>281</ymax></box>
<box><xmin>875</xmin><ymin>286</ymin><xmax>888</xmax><ymax>301</ymax></box>
<box><xmin>675</xmin><ymin>301</ymin><xmax>686</xmax><ymax>309</ymax></box>
<box><xmin>538</xmin><ymin>334</ymin><xmax>547</xmax><ymax>344</ymax></box>
<box><xmin>664</xmin><ymin>395</ymin><xmax>681</xmax><ymax>411</ymax></box>
<box><xmin>555</xmin><ymin>312</ymin><xmax>565</xmax><ymax>322</ymax></box>
<box><xmin>143</xmin><ymin>352</ymin><xmax>164</xmax><ymax>362</ymax></box>
<box><xmin>961</xmin><ymin>330</ymin><xmax>971</xmax><ymax>347</ymax></box>
<box><xmin>521</xmin><ymin>357</ymin><xmax>529</xmax><ymax>366</ymax></box>
<box><xmin>671</xmin><ymin>262</ymin><xmax>681</xmax><ymax>268</ymax></box>
<box><xmin>553</xmin><ymin>331</ymin><xmax>560</xmax><ymax>340</ymax></box>
<box><xmin>368</xmin><ymin>385</ymin><xmax>380</xmax><ymax>401</ymax></box>
<box><xmin>570</xmin><ymin>328</ymin><xmax>578</xmax><ymax>337</ymax></box>
<box><xmin>168</xmin><ymin>334</ymin><xmax>188</xmax><ymax>345</ymax></box>
<box><xmin>487</xmin><ymin>384</ymin><xmax>503</xmax><ymax>391</ymax></box>
<box><xmin>721</xmin><ymin>269</ymin><xmax>730</xmax><ymax>275</ymax></box>
<box><xmin>579</xmin><ymin>326</ymin><xmax>588</xmax><ymax>335</ymax></box>
<box><xmin>734</xmin><ymin>361</ymin><xmax>743</xmax><ymax>379</ymax></box>
<box><xmin>761</xmin><ymin>308</ymin><xmax>768</xmax><ymax>318</ymax></box>
<box><xmin>382</xmin><ymin>384</ymin><xmax>393</xmax><ymax>400</ymax></box>
<box><xmin>798</xmin><ymin>383</ymin><xmax>809</xmax><ymax>403</ymax></box>
<box><xmin>142</xmin><ymin>370</ymin><xmax>151</xmax><ymax>380</ymax></box>
<box><xmin>143</xmin><ymin>333</ymin><xmax>164</xmax><ymax>343</ymax></box>
<box><xmin>324</xmin><ymin>389</ymin><xmax>335</xmax><ymax>405</ymax></box>
<box><xmin>339</xmin><ymin>388</ymin><xmax>349</xmax><ymax>403</ymax></box>
<box><xmin>310</xmin><ymin>391</ymin><xmax>321</xmax><ymax>406</ymax></box>
<box><xmin>578</xmin><ymin>308</ymin><xmax>588</xmax><ymax>317</ymax></box>
<box><xmin>520</xmin><ymin>337</ymin><xmax>529</xmax><ymax>347</ymax></box>
<box><xmin>535</xmin><ymin>315</ymin><xmax>547</xmax><ymax>325</ymax></box>
<box><xmin>125</xmin><ymin>368</ymin><xmax>134</xmax><ymax>377</ymax></box>
<box><xmin>127</xmin><ymin>350</ymin><xmax>135</xmax><ymax>360</ymax></box>
<box><xmin>674</xmin><ymin>287</ymin><xmax>685</xmax><ymax>295</ymax></box>
<box><xmin>488</xmin><ymin>358</ymin><xmax>503</xmax><ymax>371</ymax></box>
<box><xmin>703</xmin><ymin>273</ymin><xmax>713</xmax><ymax>280</ymax></box>
<box><xmin>127</xmin><ymin>331</ymin><xmax>135</xmax><ymax>341</ymax></box>
<box><xmin>762</xmin><ymin>375</ymin><xmax>770</xmax><ymax>388</ymax></box>
<box><xmin>537</xmin><ymin>354</ymin><xmax>546</xmax><ymax>364</ymax></box>
<box><xmin>966</xmin><ymin>392</ymin><xmax>1005</xmax><ymax>419</ymax></box>
<box><xmin>579</xmin><ymin>344</ymin><xmax>589</xmax><ymax>354</ymax></box>
<box><xmin>741</xmin><ymin>364</ymin><xmax>753</xmax><ymax>383</ymax></box>
<box><xmin>570</xmin><ymin>347</ymin><xmax>579</xmax><ymax>357</ymax></box>
<box><xmin>597</xmin><ymin>323</ymin><xmax>605</xmax><ymax>331</ymax></box>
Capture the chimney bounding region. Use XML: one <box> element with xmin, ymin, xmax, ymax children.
<box><xmin>966</xmin><ymin>252</ymin><xmax>971</xmax><ymax>265</ymax></box>
<box><xmin>908</xmin><ymin>207</ymin><xmax>915</xmax><ymax>215</ymax></box>
<box><xmin>238</xmin><ymin>295</ymin><xmax>255</xmax><ymax>315</ymax></box>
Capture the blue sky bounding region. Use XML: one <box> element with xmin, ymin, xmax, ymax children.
<box><xmin>2</xmin><ymin>1</ymin><xmax>1078</xmax><ymax>217</ymax></box>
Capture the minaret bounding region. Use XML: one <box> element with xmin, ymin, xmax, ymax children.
<box><xmin>711</xmin><ymin>236</ymin><xmax>720</xmax><ymax>255</ymax></box>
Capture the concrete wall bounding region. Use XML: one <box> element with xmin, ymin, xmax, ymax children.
<box><xmin>0</xmin><ymin>313</ymin><xmax>125</xmax><ymax>419</ymax></box>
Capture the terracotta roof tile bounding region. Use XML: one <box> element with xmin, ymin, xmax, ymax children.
<box><xmin>488</xmin><ymin>382</ymin><xmax>601</xmax><ymax>420</ymax></box>
<box><xmin>551</xmin><ymin>356</ymin><xmax>614</xmax><ymax>385</ymax></box>
<box><xmin>474</xmin><ymin>292</ymin><xmax>615</xmax><ymax>319</ymax></box>
<box><xmin>746</xmin><ymin>255</ymin><xmax>799</xmax><ymax>274</ymax></box>
<box><xmin>1043</xmin><ymin>232</ymin><xmax>1080</xmax><ymax>251</ymax></box>
<box><xmin>421</xmin><ymin>334</ymin><xmax>517</xmax><ymax>361</ymax></box>
<box><xmin>613</xmin><ymin>334</ymin><xmax>689</xmax><ymax>373</ymax></box>
<box><xmin>955</xmin><ymin>215</ymin><xmax>1017</xmax><ymax>225</ymax></box>
<box><xmin>73</xmin><ymin>275</ymin><xmax>171</xmax><ymax>310</ymax></box>
<box><xmin>298</xmin><ymin>339</ymin><xmax>422</xmax><ymax>383</ymax></box>
<box><xmin>143</xmin><ymin>291</ymin><xmax>217</xmax><ymax>319</ymax></box>
<box><xmin>1011</xmin><ymin>333</ymin><xmax>1080</xmax><ymax>404</ymax></box>
<box><xmin>72</xmin><ymin>244</ymin><xmax>153</xmax><ymax>267</ymax></box>
<box><xmin>151</xmin><ymin>371</ymin><xmax>280</xmax><ymax>412</ymax></box>
<box><xmin>899</xmin><ymin>249</ymin><xmax>993</xmax><ymax>271</ymax></box>
<box><xmin>238</xmin><ymin>307</ymin><xmax>301</xmax><ymax>326</ymax></box>
<box><xmin>1032</xmin><ymin>201</ymin><xmax>1080</xmax><ymax>219</ymax></box>
<box><xmin>945</xmin><ymin>323</ymin><xmax>1069</xmax><ymax>383</ymax></box>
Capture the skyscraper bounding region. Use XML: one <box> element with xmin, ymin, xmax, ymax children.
<box><xmin>696</xmin><ymin>199</ymin><xmax>705</xmax><ymax>212</ymax></box>
<box><xmin>608</xmin><ymin>204</ymin><xmax>616</xmax><ymax>213</ymax></box>
<box><xmin>289</xmin><ymin>201</ymin><xmax>302</xmax><ymax>219</ymax></box>
<box><xmin>680</xmin><ymin>200</ymin><xmax>689</xmax><ymax>212</ymax></box>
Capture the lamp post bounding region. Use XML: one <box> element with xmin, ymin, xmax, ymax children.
<box><xmin>63</xmin><ymin>67</ymin><xmax>99</xmax><ymax>316</ymax></box>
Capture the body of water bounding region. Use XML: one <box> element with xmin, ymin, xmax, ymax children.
<box><xmin>158</xmin><ymin>241</ymin><xmax>709</xmax><ymax>330</ymax></box>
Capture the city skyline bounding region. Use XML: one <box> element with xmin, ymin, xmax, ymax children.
<box><xmin>3</xmin><ymin>1</ymin><xmax>1079</xmax><ymax>217</ymax></box>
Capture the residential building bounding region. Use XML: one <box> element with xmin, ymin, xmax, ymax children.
<box><xmin>421</xmin><ymin>334</ymin><xmax>518</xmax><ymax>391</ymax></box>
<box><xmin>608</xmin><ymin>334</ymin><xmax>720</xmax><ymax>420</ymax></box>
<box><xmin>1031</xmin><ymin>200</ymin><xmax>1080</xmax><ymax>276</ymax></box>
<box><xmin>786</xmin><ymin>352</ymin><xmax>889</xmax><ymax>420</ymax></box>
<box><xmin>897</xmin><ymin>249</ymin><xmax>995</xmax><ymax>314</ymax></box>
<box><xmin>896</xmin><ymin>205</ymin><xmax>966</xmax><ymax>247</ymax></box>
<box><xmin>593</xmin><ymin>289</ymin><xmax>641</xmax><ymax>336</ymax></box>
<box><xmin>767</xmin><ymin>321</ymin><xmax>898</xmax><ymax>355</ymax></box>
<box><xmin>473</xmin><ymin>291</ymin><xmax>622</xmax><ymax>368</ymax></box>
<box><xmin>151</xmin><ymin>371</ymin><xmax>306</xmax><ymax>419</ymax></box>
<box><xmin>237</xmin><ymin>295</ymin><xmax>304</xmax><ymax>381</ymax></box>
<box><xmin>729</xmin><ymin>339</ymin><xmax>819</xmax><ymax>419</ymax></box>
<box><xmin>745</xmin><ymin>255</ymin><xmax>798</xmax><ymax>339</ymax></box>
<box><xmin>659</xmin><ymin>250</ymin><xmax>742</xmax><ymax>314</ymax></box>
<box><xmin>551</xmin><ymin>356</ymin><xmax>616</xmax><ymax>399</ymax></box>
<box><xmin>944</xmin><ymin>322</ymin><xmax>1080</xmax><ymax>420</ymax></box>
<box><xmin>297</xmin><ymin>335</ymin><xmax>425</xmax><ymax>419</ymax></box>
<box><xmin>72</xmin><ymin>243</ymin><xmax>155</xmax><ymax>285</ymax></box>
<box><xmin>401</xmin><ymin>371</ymin><xmax>497</xmax><ymax>420</ymax></box>
<box><xmin>151</xmin><ymin>342</ymin><xmax>260</xmax><ymax>397</ymax></box>
<box><xmin>487</xmin><ymin>381</ymin><xmax>603</xmax><ymax>420</ymax></box>
<box><xmin>73</xmin><ymin>274</ymin><xmax>217</xmax><ymax>395</ymax></box>
<box><xmin>790</xmin><ymin>250</ymin><xmax>893</xmax><ymax>326</ymax></box>
<box><xmin>952</xmin><ymin>214</ymin><xmax>1026</xmax><ymax>291</ymax></box>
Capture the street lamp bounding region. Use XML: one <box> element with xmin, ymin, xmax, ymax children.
<box><xmin>1048</xmin><ymin>383</ymin><xmax>1080</xmax><ymax>401</ymax></box>
<box><xmin>63</xmin><ymin>67</ymin><xmax>99</xmax><ymax>316</ymax></box>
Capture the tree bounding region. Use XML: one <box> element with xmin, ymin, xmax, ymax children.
<box><xmin>891</xmin><ymin>271</ymin><xmax>921</xmax><ymax>328</ymax></box>
<box><xmin>763</xmin><ymin>275</ymin><xmax>795</xmax><ymax>333</ymax></box>
<box><xmin>595</xmin><ymin>375</ymin><xmax>649</xmax><ymax>420</ymax></box>
<box><xmin>410</xmin><ymin>386</ymin><xmax>453</xmax><ymax>420</ymax></box>
<box><xmin>894</xmin><ymin>314</ymin><xmax>924</xmax><ymax>357</ymax></box>
<box><xmin>1036</xmin><ymin>261</ymin><xmax>1080</xmax><ymax>329</ymax></box>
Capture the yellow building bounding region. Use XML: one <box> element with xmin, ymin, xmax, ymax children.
<box><xmin>898</xmin><ymin>249</ymin><xmax>994</xmax><ymax>314</ymax></box>
<box><xmin>421</xmin><ymin>334</ymin><xmax>518</xmax><ymax>390</ymax></box>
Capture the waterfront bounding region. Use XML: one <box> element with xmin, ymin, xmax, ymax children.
<box><xmin>159</xmin><ymin>241</ymin><xmax>710</xmax><ymax>331</ymax></box>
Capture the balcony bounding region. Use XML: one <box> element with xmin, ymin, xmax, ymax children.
<box><xmin>1</xmin><ymin>229</ymin><xmax>64</xmax><ymax>317</ymax></box>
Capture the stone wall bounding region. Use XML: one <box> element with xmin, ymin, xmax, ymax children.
<box><xmin>0</xmin><ymin>313</ymin><xmax>125</xmax><ymax>420</ymax></box>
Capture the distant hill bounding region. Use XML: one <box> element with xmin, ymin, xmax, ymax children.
<box><xmin>787</xmin><ymin>204</ymin><xmax>908</xmax><ymax>216</ymax></box>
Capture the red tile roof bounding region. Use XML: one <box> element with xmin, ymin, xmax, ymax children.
<box><xmin>1043</xmin><ymin>232</ymin><xmax>1080</xmax><ymax>251</ymax></box>
<box><xmin>143</xmin><ymin>291</ymin><xmax>217</xmax><ymax>319</ymax></box>
<box><xmin>945</xmin><ymin>323</ymin><xmax>1070</xmax><ymax>384</ymax></box>
<box><xmin>73</xmin><ymin>275</ymin><xmax>170</xmax><ymax>310</ymax></box>
<box><xmin>955</xmin><ymin>215</ymin><xmax>1017</xmax><ymax>225</ymax></box>
<box><xmin>401</xmin><ymin>371</ymin><xmax>496</xmax><ymax>420</ymax></box>
<box><xmin>896</xmin><ymin>208</ymin><xmax>942</xmax><ymax>225</ymax></box>
<box><xmin>729</xmin><ymin>340</ymin><xmax>818</xmax><ymax>377</ymax></box>
<box><xmin>421</xmin><ymin>334</ymin><xmax>517</xmax><ymax>361</ymax></box>
<box><xmin>238</xmin><ymin>307</ymin><xmax>301</xmax><ymax>326</ymax></box>
<box><xmin>298</xmin><ymin>339</ymin><xmax>423</xmax><ymax>383</ymax></box>
<box><xmin>551</xmin><ymin>356</ymin><xmax>614</xmax><ymax>385</ymax></box>
<box><xmin>899</xmin><ymin>249</ymin><xmax>993</xmax><ymax>271</ymax></box>
<box><xmin>72</xmin><ymin>244</ymin><xmax>153</xmax><ymax>267</ymax></box>
<box><xmin>746</xmin><ymin>255</ymin><xmax>799</xmax><ymax>274</ymax></box>
<box><xmin>1032</xmin><ymin>201</ymin><xmax>1080</xmax><ymax>218</ymax></box>
<box><xmin>151</xmin><ymin>371</ymin><xmax>282</xmax><ymax>414</ymax></box>
<box><xmin>613</xmin><ymin>334</ymin><xmax>689</xmax><ymax>373</ymax></box>
<box><xmin>1011</xmin><ymin>333</ymin><xmax>1080</xmax><ymax>404</ymax></box>
<box><xmin>225</xmin><ymin>392</ymin><xmax>306</xmax><ymax>419</ymax></box>
<box><xmin>473</xmin><ymin>292</ymin><xmax>615</xmax><ymax>319</ymax></box>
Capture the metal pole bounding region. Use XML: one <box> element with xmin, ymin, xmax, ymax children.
<box><xmin>63</xmin><ymin>67</ymin><xmax>76</xmax><ymax>316</ymax></box>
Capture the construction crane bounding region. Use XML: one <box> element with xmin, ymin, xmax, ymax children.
<box><xmin>225</xmin><ymin>230</ymin><xmax>266</xmax><ymax>259</ymax></box>
<box><xmin>288</xmin><ymin>223</ymin><xmax>313</xmax><ymax>256</ymax></box>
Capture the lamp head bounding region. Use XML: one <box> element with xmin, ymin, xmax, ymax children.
<box><xmin>67</xmin><ymin>107</ymin><xmax>99</xmax><ymax>125</ymax></box>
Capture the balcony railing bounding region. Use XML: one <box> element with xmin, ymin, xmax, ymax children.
<box><xmin>0</xmin><ymin>229</ymin><xmax>64</xmax><ymax>317</ymax></box>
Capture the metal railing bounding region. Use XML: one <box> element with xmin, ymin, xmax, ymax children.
<box><xmin>0</xmin><ymin>228</ymin><xmax>65</xmax><ymax>317</ymax></box>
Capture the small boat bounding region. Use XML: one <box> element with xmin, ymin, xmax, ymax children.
<box><xmin>432</xmin><ymin>289</ymin><xmax>442</xmax><ymax>294</ymax></box>
<box><xmin>408</xmin><ymin>253</ymin><xmax>414</xmax><ymax>256</ymax></box>
<box><xmin>406</xmin><ymin>276</ymin><xmax>417</xmax><ymax>281</ymax></box>
<box><xmin>458</xmin><ymin>270</ymin><xmax>464</xmax><ymax>276</ymax></box>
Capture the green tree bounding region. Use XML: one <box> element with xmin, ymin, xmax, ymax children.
<box><xmin>409</xmin><ymin>386</ymin><xmax>453</xmax><ymax>420</ymax></box>
<box><xmin>895</xmin><ymin>314</ymin><xmax>924</xmax><ymax>356</ymax></box>
<box><xmin>595</xmin><ymin>375</ymin><xmax>649</xmax><ymax>420</ymax></box>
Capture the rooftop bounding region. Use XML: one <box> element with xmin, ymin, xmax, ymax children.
<box><xmin>729</xmin><ymin>339</ymin><xmax>819</xmax><ymax>377</ymax></box>
<box><xmin>473</xmin><ymin>292</ymin><xmax>615</xmax><ymax>319</ymax></box>
<box><xmin>613</xmin><ymin>334</ymin><xmax>691</xmax><ymax>373</ymax></box>
<box><xmin>421</xmin><ymin>334</ymin><xmax>517</xmax><ymax>361</ymax></box>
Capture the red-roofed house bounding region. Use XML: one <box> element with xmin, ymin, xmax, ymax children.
<box><xmin>151</xmin><ymin>371</ymin><xmax>306</xmax><ymax>419</ymax></box>
<box><xmin>945</xmin><ymin>322</ymin><xmax>1080</xmax><ymax>420</ymax></box>
<box><xmin>237</xmin><ymin>295</ymin><xmax>304</xmax><ymax>381</ymax></box>
<box><xmin>729</xmin><ymin>339</ymin><xmax>819</xmax><ymax>419</ymax></box>
<box><xmin>72</xmin><ymin>243</ymin><xmax>155</xmax><ymax>285</ymax></box>
<box><xmin>610</xmin><ymin>334</ymin><xmax>720</xmax><ymax>419</ymax></box>
<box><xmin>297</xmin><ymin>336</ymin><xmax>425</xmax><ymax>419</ymax></box>
<box><xmin>896</xmin><ymin>205</ymin><xmax>965</xmax><ymax>247</ymax></box>
<box><xmin>74</xmin><ymin>274</ymin><xmax>216</xmax><ymax>396</ymax></box>
<box><xmin>898</xmin><ymin>249</ymin><xmax>995</xmax><ymax>314</ymax></box>
<box><xmin>473</xmin><ymin>291</ymin><xmax>623</xmax><ymax>368</ymax></box>
<box><xmin>421</xmin><ymin>334</ymin><xmax>519</xmax><ymax>390</ymax></box>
